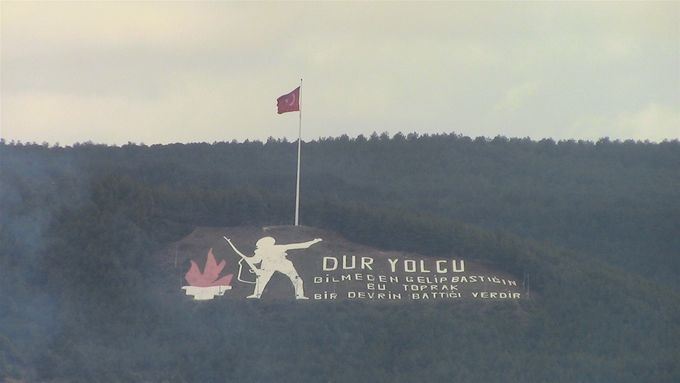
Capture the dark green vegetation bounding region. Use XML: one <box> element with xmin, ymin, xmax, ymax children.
<box><xmin>1</xmin><ymin>134</ymin><xmax>679</xmax><ymax>382</ymax></box>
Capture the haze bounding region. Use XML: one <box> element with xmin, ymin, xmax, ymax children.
<box><xmin>1</xmin><ymin>1</ymin><xmax>678</xmax><ymax>145</ymax></box>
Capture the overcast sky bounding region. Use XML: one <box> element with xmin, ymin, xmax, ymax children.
<box><xmin>1</xmin><ymin>1</ymin><xmax>678</xmax><ymax>145</ymax></box>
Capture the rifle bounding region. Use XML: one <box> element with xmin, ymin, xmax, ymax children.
<box><xmin>223</xmin><ymin>237</ymin><xmax>261</xmax><ymax>275</ymax></box>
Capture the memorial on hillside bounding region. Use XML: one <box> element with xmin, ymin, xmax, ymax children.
<box><xmin>168</xmin><ymin>226</ymin><xmax>525</xmax><ymax>302</ymax></box>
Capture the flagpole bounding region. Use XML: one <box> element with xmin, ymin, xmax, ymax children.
<box><xmin>295</xmin><ymin>78</ymin><xmax>302</xmax><ymax>226</ymax></box>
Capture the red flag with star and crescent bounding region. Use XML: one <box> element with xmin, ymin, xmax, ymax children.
<box><xmin>277</xmin><ymin>86</ymin><xmax>300</xmax><ymax>114</ymax></box>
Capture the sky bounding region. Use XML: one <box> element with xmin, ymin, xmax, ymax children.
<box><xmin>1</xmin><ymin>1</ymin><xmax>679</xmax><ymax>145</ymax></box>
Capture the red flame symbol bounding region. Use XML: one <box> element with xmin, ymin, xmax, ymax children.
<box><xmin>185</xmin><ymin>248</ymin><xmax>234</xmax><ymax>287</ymax></box>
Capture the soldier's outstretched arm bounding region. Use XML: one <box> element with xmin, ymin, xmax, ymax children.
<box><xmin>282</xmin><ymin>238</ymin><xmax>322</xmax><ymax>251</ymax></box>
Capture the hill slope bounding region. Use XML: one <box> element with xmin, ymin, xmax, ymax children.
<box><xmin>3</xmin><ymin>136</ymin><xmax>678</xmax><ymax>287</ymax></box>
<box><xmin>1</xmin><ymin>138</ymin><xmax>679</xmax><ymax>382</ymax></box>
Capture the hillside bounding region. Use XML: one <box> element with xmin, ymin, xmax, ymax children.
<box><xmin>3</xmin><ymin>135</ymin><xmax>678</xmax><ymax>288</ymax></box>
<box><xmin>1</xmin><ymin>137</ymin><xmax>679</xmax><ymax>382</ymax></box>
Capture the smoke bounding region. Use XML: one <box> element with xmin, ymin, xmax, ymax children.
<box><xmin>0</xmin><ymin>144</ymin><xmax>91</xmax><ymax>378</ymax></box>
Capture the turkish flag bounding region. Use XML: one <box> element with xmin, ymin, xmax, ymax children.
<box><xmin>277</xmin><ymin>86</ymin><xmax>300</xmax><ymax>114</ymax></box>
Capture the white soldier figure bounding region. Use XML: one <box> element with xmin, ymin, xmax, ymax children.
<box><xmin>225</xmin><ymin>236</ymin><xmax>322</xmax><ymax>299</ymax></box>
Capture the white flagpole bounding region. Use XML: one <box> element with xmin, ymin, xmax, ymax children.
<box><xmin>295</xmin><ymin>78</ymin><xmax>302</xmax><ymax>226</ymax></box>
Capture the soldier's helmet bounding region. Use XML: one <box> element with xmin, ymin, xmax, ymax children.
<box><xmin>256</xmin><ymin>236</ymin><xmax>276</xmax><ymax>248</ymax></box>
